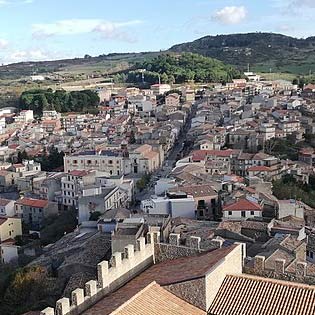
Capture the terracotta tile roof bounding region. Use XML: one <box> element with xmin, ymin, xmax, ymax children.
<box><xmin>83</xmin><ymin>246</ymin><xmax>237</xmax><ymax>315</ymax></box>
<box><xmin>192</xmin><ymin>149</ymin><xmax>235</xmax><ymax>162</ymax></box>
<box><xmin>223</xmin><ymin>199</ymin><xmax>262</xmax><ymax>212</ymax></box>
<box><xmin>0</xmin><ymin>217</ymin><xmax>7</xmax><ymax>225</ymax></box>
<box><xmin>208</xmin><ymin>274</ymin><xmax>315</xmax><ymax>315</ymax></box>
<box><xmin>69</xmin><ymin>170</ymin><xmax>89</xmax><ymax>177</ymax></box>
<box><xmin>111</xmin><ymin>281</ymin><xmax>205</xmax><ymax>315</ymax></box>
<box><xmin>0</xmin><ymin>198</ymin><xmax>12</xmax><ymax>206</ymax></box>
<box><xmin>15</xmin><ymin>198</ymin><xmax>48</xmax><ymax>208</ymax></box>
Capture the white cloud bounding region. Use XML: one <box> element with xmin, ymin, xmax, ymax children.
<box><xmin>0</xmin><ymin>0</ymin><xmax>34</xmax><ymax>5</ymax></box>
<box><xmin>213</xmin><ymin>6</ymin><xmax>247</xmax><ymax>25</ymax></box>
<box><xmin>0</xmin><ymin>39</ymin><xmax>9</xmax><ymax>49</ymax></box>
<box><xmin>5</xmin><ymin>49</ymin><xmax>69</xmax><ymax>64</ymax></box>
<box><xmin>32</xmin><ymin>19</ymin><xmax>141</xmax><ymax>42</ymax></box>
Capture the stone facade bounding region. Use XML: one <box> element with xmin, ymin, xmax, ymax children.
<box><xmin>166</xmin><ymin>278</ymin><xmax>206</xmax><ymax>311</ymax></box>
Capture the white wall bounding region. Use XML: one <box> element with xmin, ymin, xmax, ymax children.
<box><xmin>223</xmin><ymin>210</ymin><xmax>262</xmax><ymax>220</ymax></box>
<box><xmin>0</xmin><ymin>200</ymin><xmax>15</xmax><ymax>216</ymax></box>
<box><xmin>170</xmin><ymin>198</ymin><xmax>196</xmax><ymax>218</ymax></box>
<box><xmin>0</xmin><ymin>245</ymin><xmax>18</xmax><ymax>263</ymax></box>
<box><xmin>154</xmin><ymin>179</ymin><xmax>177</xmax><ymax>196</ymax></box>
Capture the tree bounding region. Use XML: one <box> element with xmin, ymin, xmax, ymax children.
<box><xmin>129</xmin><ymin>130</ymin><xmax>136</xmax><ymax>144</ymax></box>
<box><xmin>17</xmin><ymin>150</ymin><xmax>29</xmax><ymax>163</ymax></box>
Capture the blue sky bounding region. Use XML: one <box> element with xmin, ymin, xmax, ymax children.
<box><xmin>0</xmin><ymin>0</ymin><xmax>314</xmax><ymax>64</ymax></box>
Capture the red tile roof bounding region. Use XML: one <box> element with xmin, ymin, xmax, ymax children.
<box><xmin>247</xmin><ymin>166</ymin><xmax>271</xmax><ymax>172</ymax></box>
<box><xmin>69</xmin><ymin>170</ymin><xmax>89</xmax><ymax>177</ymax></box>
<box><xmin>0</xmin><ymin>198</ymin><xmax>12</xmax><ymax>206</ymax></box>
<box><xmin>192</xmin><ymin>150</ymin><xmax>234</xmax><ymax>162</ymax></box>
<box><xmin>223</xmin><ymin>199</ymin><xmax>262</xmax><ymax>212</ymax></box>
<box><xmin>16</xmin><ymin>198</ymin><xmax>48</xmax><ymax>208</ymax></box>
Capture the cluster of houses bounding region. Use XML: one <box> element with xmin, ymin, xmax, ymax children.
<box><xmin>2</xmin><ymin>75</ymin><xmax>315</xmax><ymax>314</ymax></box>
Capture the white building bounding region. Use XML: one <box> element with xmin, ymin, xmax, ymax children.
<box><xmin>0</xmin><ymin>243</ymin><xmax>18</xmax><ymax>263</ymax></box>
<box><xmin>277</xmin><ymin>200</ymin><xmax>304</xmax><ymax>219</ymax></box>
<box><xmin>151</xmin><ymin>84</ymin><xmax>171</xmax><ymax>95</ymax></box>
<box><xmin>141</xmin><ymin>192</ymin><xmax>196</xmax><ymax>218</ymax></box>
<box><xmin>0</xmin><ymin>199</ymin><xmax>15</xmax><ymax>217</ymax></box>
<box><xmin>154</xmin><ymin>178</ymin><xmax>177</xmax><ymax>196</ymax></box>
<box><xmin>223</xmin><ymin>199</ymin><xmax>263</xmax><ymax>220</ymax></box>
<box><xmin>15</xmin><ymin>110</ymin><xmax>34</xmax><ymax>123</ymax></box>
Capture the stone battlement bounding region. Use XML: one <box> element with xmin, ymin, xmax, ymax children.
<box><xmin>244</xmin><ymin>255</ymin><xmax>315</xmax><ymax>286</ymax></box>
<box><xmin>40</xmin><ymin>231</ymin><xmax>223</xmax><ymax>315</ymax></box>
<box><xmin>41</xmin><ymin>232</ymin><xmax>159</xmax><ymax>315</ymax></box>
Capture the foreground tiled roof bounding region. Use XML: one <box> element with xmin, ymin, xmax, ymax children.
<box><xmin>208</xmin><ymin>274</ymin><xmax>315</xmax><ymax>315</ymax></box>
<box><xmin>83</xmin><ymin>246</ymin><xmax>236</xmax><ymax>315</ymax></box>
<box><xmin>111</xmin><ymin>282</ymin><xmax>205</xmax><ymax>315</ymax></box>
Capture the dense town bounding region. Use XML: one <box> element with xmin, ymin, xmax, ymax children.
<box><xmin>1</xmin><ymin>70</ymin><xmax>315</xmax><ymax>314</ymax></box>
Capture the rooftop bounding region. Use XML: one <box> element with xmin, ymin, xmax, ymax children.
<box><xmin>82</xmin><ymin>245</ymin><xmax>236</xmax><ymax>315</ymax></box>
<box><xmin>16</xmin><ymin>198</ymin><xmax>49</xmax><ymax>208</ymax></box>
<box><xmin>209</xmin><ymin>274</ymin><xmax>315</xmax><ymax>315</ymax></box>
<box><xmin>111</xmin><ymin>281</ymin><xmax>205</xmax><ymax>315</ymax></box>
<box><xmin>223</xmin><ymin>199</ymin><xmax>262</xmax><ymax>212</ymax></box>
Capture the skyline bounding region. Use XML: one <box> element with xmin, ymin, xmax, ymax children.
<box><xmin>1</xmin><ymin>0</ymin><xmax>315</xmax><ymax>64</ymax></box>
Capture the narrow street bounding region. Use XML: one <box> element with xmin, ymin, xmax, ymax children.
<box><xmin>135</xmin><ymin>101</ymin><xmax>198</xmax><ymax>203</ymax></box>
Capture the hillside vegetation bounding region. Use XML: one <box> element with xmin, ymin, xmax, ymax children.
<box><xmin>121</xmin><ymin>53</ymin><xmax>241</xmax><ymax>84</ymax></box>
<box><xmin>170</xmin><ymin>33</ymin><xmax>315</xmax><ymax>74</ymax></box>
<box><xmin>20</xmin><ymin>89</ymin><xmax>99</xmax><ymax>116</ymax></box>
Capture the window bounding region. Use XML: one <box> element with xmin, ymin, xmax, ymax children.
<box><xmin>73</xmin><ymin>160</ymin><xmax>78</xmax><ymax>164</ymax></box>
<box><xmin>251</xmin><ymin>211</ymin><xmax>255</xmax><ymax>216</ymax></box>
<box><xmin>241</xmin><ymin>211</ymin><xmax>246</xmax><ymax>218</ymax></box>
<box><xmin>199</xmin><ymin>210</ymin><xmax>204</xmax><ymax>217</ymax></box>
<box><xmin>109</xmin><ymin>160</ymin><xmax>113</xmax><ymax>164</ymax></box>
<box><xmin>228</xmin><ymin>211</ymin><xmax>232</xmax><ymax>216</ymax></box>
<box><xmin>311</xmin><ymin>252</ymin><xmax>314</xmax><ymax>259</ymax></box>
<box><xmin>87</xmin><ymin>160</ymin><xmax>92</xmax><ymax>164</ymax></box>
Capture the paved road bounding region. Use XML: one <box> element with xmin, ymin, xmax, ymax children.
<box><xmin>135</xmin><ymin>101</ymin><xmax>198</xmax><ymax>203</ymax></box>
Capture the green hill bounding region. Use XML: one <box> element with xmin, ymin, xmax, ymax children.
<box><xmin>123</xmin><ymin>53</ymin><xmax>241</xmax><ymax>84</ymax></box>
<box><xmin>169</xmin><ymin>32</ymin><xmax>315</xmax><ymax>74</ymax></box>
<box><xmin>2</xmin><ymin>32</ymin><xmax>315</xmax><ymax>81</ymax></box>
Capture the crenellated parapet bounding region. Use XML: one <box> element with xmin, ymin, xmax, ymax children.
<box><xmin>245</xmin><ymin>255</ymin><xmax>315</xmax><ymax>286</ymax></box>
<box><xmin>41</xmin><ymin>231</ymin><xmax>160</xmax><ymax>315</ymax></box>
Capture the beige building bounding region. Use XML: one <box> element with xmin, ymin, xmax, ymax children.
<box><xmin>0</xmin><ymin>170</ymin><xmax>19</xmax><ymax>187</ymax></box>
<box><xmin>165</xmin><ymin>93</ymin><xmax>180</xmax><ymax>108</ymax></box>
<box><xmin>0</xmin><ymin>217</ymin><xmax>22</xmax><ymax>242</ymax></box>
<box><xmin>64</xmin><ymin>145</ymin><xmax>163</xmax><ymax>175</ymax></box>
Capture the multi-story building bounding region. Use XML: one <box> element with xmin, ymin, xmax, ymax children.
<box><xmin>165</xmin><ymin>93</ymin><xmax>180</xmax><ymax>108</ymax></box>
<box><xmin>150</xmin><ymin>84</ymin><xmax>171</xmax><ymax>95</ymax></box>
<box><xmin>61</xmin><ymin>170</ymin><xmax>101</xmax><ymax>208</ymax></box>
<box><xmin>0</xmin><ymin>216</ymin><xmax>22</xmax><ymax>242</ymax></box>
<box><xmin>15</xmin><ymin>198</ymin><xmax>58</xmax><ymax>229</ymax></box>
<box><xmin>14</xmin><ymin>110</ymin><xmax>34</xmax><ymax>123</ymax></box>
<box><xmin>64</xmin><ymin>144</ymin><xmax>163</xmax><ymax>175</ymax></box>
<box><xmin>0</xmin><ymin>199</ymin><xmax>15</xmax><ymax>217</ymax></box>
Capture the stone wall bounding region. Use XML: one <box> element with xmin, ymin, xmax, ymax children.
<box><xmin>41</xmin><ymin>232</ymin><xmax>158</xmax><ymax>315</ymax></box>
<box><xmin>245</xmin><ymin>255</ymin><xmax>315</xmax><ymax>286</ymax></box>
<box><xmin>166</xmin><ymin>278</ymin><xmax>206</xmax><ymax>311</ymax></box>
